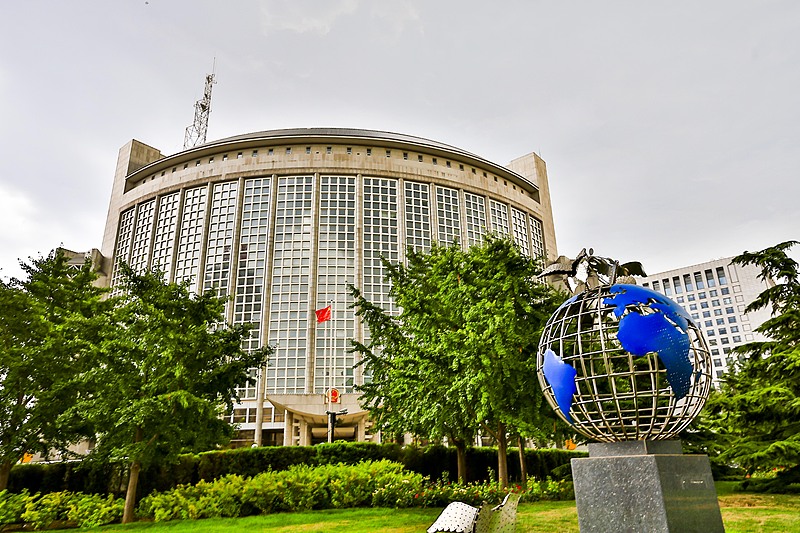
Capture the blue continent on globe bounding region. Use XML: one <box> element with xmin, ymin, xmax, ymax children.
<box><xmin>541</xmin><ymin>284</ymin><xmax>697</xmax><ymax>422</ymax></box>
<box><xmin>542</xmin><ymin>348</ymin><xmax>578</xmax><ymax>423</ymax></box>
<box><xmin>603</xmin><ymin>284</ymin><xmax>695</xmax><ymax>399</ymax></box>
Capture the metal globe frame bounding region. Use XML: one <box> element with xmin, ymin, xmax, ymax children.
<box><xmin>537</xmin><ymin>285</ymin><xmax>713</xmax><ymax>442</ymax></box>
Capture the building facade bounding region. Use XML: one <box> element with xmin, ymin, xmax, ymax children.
<box><xmin>99</xmin><ymin>128</ymin><xmax>558</xmax><ymax>446</ymax></box>
<box><xmin>637</xmin><ymin>257</ymin><xmax>773</xmax><ymax>382</ymax></box>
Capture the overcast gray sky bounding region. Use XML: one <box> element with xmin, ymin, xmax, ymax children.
<box><xmin>1</xmin><ymin>0</ymin><xmax>798</xmax><ymax>280</ymax></box>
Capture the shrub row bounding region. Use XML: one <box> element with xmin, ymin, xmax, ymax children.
<box><xmin>9</xmin><ymin>442</ymin><xmax>585</xmax><ymax>498</ymax></box>
<box><xmin>0</xmin><ymin>489</ymin><xmax>123</xmax><ymax>530</ymax></box>
<box><xmin>137</xmin><ymin>460</ymin><xmax>575</xmax><ymax>522</ymax></box>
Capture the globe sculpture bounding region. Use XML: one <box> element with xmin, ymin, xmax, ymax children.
<box><xmin>536</xmin><ymin>283</ymin><xmax>713</xmax><ymax>442</ymax></box>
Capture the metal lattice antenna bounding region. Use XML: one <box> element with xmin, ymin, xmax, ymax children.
<box><xmin>183</xmin><ymin>63</ymin><xmax>216</xmax><ymax>149</ymax></box>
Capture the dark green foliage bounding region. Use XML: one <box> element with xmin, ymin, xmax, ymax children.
<box><xmin>351</xmin><ymin>236</ymin><xmax>565</xmax><ymax>485</ymax></box>
<box><xmin>6</xmin><ymin>443</ymin><xmax>583</xmax><ymax>497</ymax></box>
<box><xmin>137</xmin><ymin>460</ymin><xmax>575</xmax><ymax>522</ymax></box>
<box><xmin>704</xmin><ymin>241</ymin><xmax>800</xmax><ymax>491</ymax></box>
<box><xmin>195</xmin><ymin>446</ymin><xmax>317</xmax><ymax>483</ymax></box>
<box><xmin>0</xmin><ymin>250</ymin><xmax>109</xmax><ymax>490</ymax></box>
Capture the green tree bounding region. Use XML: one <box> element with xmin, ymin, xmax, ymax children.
<box><xmin>77</xmin><ymin>265</ymin><xmax>271</xmax><ymax>522</ymax></box>
<box><xmin>351</xmin><ymin>236</ymin><xmax>563</xmax><ymax>486</ymax></box>
<box><xmin>0</xmin><ymin>250</ymin><xmax>108</xmax><ymax>490</ymax></box>
<box><xmin>706</xmin><ymin>240</ymin><xmax>800</xmax><ymax>489</ymax></box>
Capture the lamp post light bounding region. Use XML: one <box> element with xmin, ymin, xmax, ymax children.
<box><xmin>326</xmin><ymin>408</ymin><xmax>348</xmax><ymax>443</ymax></box>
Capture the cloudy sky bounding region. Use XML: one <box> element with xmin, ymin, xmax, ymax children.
<box><xmin>1</xmin><ymin>1</ymin><xmax>798</xmax><ymax>280</ymax></box>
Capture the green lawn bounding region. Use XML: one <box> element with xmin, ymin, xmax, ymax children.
<box><xmin>58</xmin><ymin>486</ymin><xmax>800</xmax><ymax>533</ymax></box>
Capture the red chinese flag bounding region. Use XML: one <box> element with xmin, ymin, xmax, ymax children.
<box><xmin>315</xmin><ymin>305</ymin><xmax>332</xmax><ymax>323</ymax></box>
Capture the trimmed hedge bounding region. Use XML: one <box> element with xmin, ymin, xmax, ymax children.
<box><xmin>8</xmin><ymin>442</ymin><xmax>585</xmax><ymax>498</ymax></box>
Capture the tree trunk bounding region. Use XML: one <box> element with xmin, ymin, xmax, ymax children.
<box><xmin>123</xmin><ymin>459</ymin><xmax>141</xmax><ymax>524</ymax></box>
<box><xmin>497</xmin><ymin>422</ymin><xmax>508</xmax><ymax>489</ymax></box>
<box><xmin>123</xmin><ymin>426</ymin><xmax>144</xmax><ymax>524</ymax></box>
<box><xmin>0</xmin><ymin>460</ymin><xmax>13</xmax><ymax>492</ymax></box>
<box><xmin>517</xmin><ymin>435</ymin><xmax>528</xmax><ymax>488</ymax></box>
<box><xmin>453</xmin><ymin>438</ymin><xmax>468</xmax><ymax>484</ymax></box>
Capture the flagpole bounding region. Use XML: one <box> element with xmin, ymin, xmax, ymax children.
<box><xmin>327</xmin><ymin>299</ymin><xmax>333</xmax><ymax>442</ymax></box>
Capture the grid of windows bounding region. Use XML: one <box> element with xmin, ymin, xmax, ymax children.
<box><xmin>129</xmin><ymin>200</ymin><xmax>155</xmax><ymax>273</ymax></box>
<box><xmin>267</xmin><ymin>176</ymin><xmax>314</xmax><ymax>394</ymax></box>
<box><xmin>235</xmin><ymin>368</ymin><xmax>258</xmax><ymax>401</ymax></box>
<box><xmin>203</xmin><ymin>182</ymin><xmax>239</xmax><ymax>300</ymax></box>
<box><xmin>233</xmin><ymin>178</ymin><xmax>272</xmax><ymax>401</ymax></box>
<box><xmin>489</xmin><ymin>199</ymin><xmax>509</xmax><ymax>235</ymax></box>
<box><xmin>315</xmin><ymin>176</ymin><xmax>357</xmax><ymax>393</ymax></box>
<box><xmin>362</xmin><ymin>178</ymin><xmax>400</xmax><ymax>385</ymax></box>
<box><xmin>404</xmin><ymin>181</ymin><xmax>431</xmax><ymax>252</ymax></box>
<box><xmin>113</xmin><ymin>168</ymin><xmax>552</xmax><ymax>404</ymax></box>
<box><xmin>463</xmin><ymin>192</ymin><xmax>487</xmax><ymax>247</ymax></box>
<box><xmin>435</xmin><ymin>186</ymin><xmax>461</xmax><ymax>245</ymax></box>
<box><xmin>151</xmin><ymin>192</ymin><xmax>180</xmax><ymax>279</ymax></box>
<box><xmin>529</xmin><ymin>216</ymin><xmax>545</xmax><ymax>259</ymax></box>
<box><xmin>174</xmin><ymin>186</ymin><xmax>208</xmax><ymax>286</ymax></box>
<box><xmin>510</xmin><ymin>207</ymin><xmax>529</xmax><ymax>255</ymax></box>
<box><xmin>111</xmin><ymin>208</ymin><xmax>136</xmax><ymax>288</ymax></box>
<box><xmin>363</xmin><ymin>178</ymin><xmax>399</xmax><ymax>314</ymax></box>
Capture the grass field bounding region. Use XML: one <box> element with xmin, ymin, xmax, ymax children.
<box><xmin>58</xmin><ymin>484</ymin><xmax>800</xmax><ymax>533</ymax></box>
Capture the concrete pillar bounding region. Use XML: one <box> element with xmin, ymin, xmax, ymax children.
<box><xmin>357</xmin><ymin>417</ymin><xmax>366</xmax><ymax>442</ymax></box>
<box><xmin>283</xmin><ymin>410</ymin><xmax>294</xmax><ymax>446</ymax></box>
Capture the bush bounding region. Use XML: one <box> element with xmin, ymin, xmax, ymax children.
<box><xmin>22</xmin><ymin>491</ymin><xmax>76</xmax><ymax>530</ymax></box>
<box><xmin>0</xmin><ymin>489</ymin><xmax>34</xmax><ymax>525</ymax></box>
<box><xmin>66</xmin><ymin>493</ymin><xmax>124</xmax><ymax>528</ymax></box>
<box><xmin>138</xmin><ymin>460</ymin><xmax>575</xmax><ymax>523</ymax></box>
<box><xmin>18</xmin><ymin>491</ymin><xmax>124</xmax><ymax>530</ymax></box>
<box><xmin>6</xmin><ymin>443</ymin><xmax>585</xmax><ymax>500</ymax></box>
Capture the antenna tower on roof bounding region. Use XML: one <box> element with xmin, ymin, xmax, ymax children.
<box><xmin>183</xmin><ymin>60</ymin><xmax>216</xmax><ymax>149</ymax></box>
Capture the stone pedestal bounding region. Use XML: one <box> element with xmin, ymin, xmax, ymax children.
<box><xmin>571</xmin><ymin>440</ymin><xmax>724</xmax><ymax>533</ymax></box>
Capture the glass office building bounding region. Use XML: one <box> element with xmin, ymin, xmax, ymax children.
<box><xmin>100</xmin><ymin>128</ymin><xmax>558</xmax><ymax>446</ymax></box>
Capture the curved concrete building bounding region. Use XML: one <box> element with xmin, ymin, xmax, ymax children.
<box><xmin>100</xmin><ymin>128</ymin><xmax>558</xmax><ymax>446</ymax></box>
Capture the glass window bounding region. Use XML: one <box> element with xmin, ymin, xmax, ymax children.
<box><xmin>663</xmin><ymin>279</ymin><xmax>672</xmax><ymax>296</ymax></box>
<box><xmin>687</xmin><ymin>294</ymin><xmax>696</xmax><ymax>302</ymax></box>
<box><xmin>510</xmin><ymin>207</ymin><xmax>530</xmax><ymax>255</ymax></box>
<box><xmin>174</xmin><ymin>186</ymin><xmax>208</xmax><ymax>287</ymax></box>
<box><xmin>404</xmin><ymin>181</ymin><xmax>431</xmax><ymax>252</ymax></box>
<box><xmin>716</xmin><ymin>267</ymin><xmax>728</xmax><ymax>285</ymax></box>
<box><xmin>530</xmin><ymin>217</ymin><xmax>546</xmax><ymax>258</ymax></box>
<box><xmin>464</xmin><ymin>192</ymin><xmax>487</xmax><ymax>247</ymax></box>
<box><xmin>489</xmin><ymin>200</ymin><xmax>510</xmax><ymax>235</ymax></box>
<box><xmin>721</xmin><ymin>287</ymin><xmax>730</xmax><ymax>295</ymax></box>
<box><xmin>653</xmin><ymin>281</ymin><xmax>661</xmax><ymax>292</ymax></box>
<box><xmin>314</xmin><ymin>175</ymin><xmax>357</xmax><ymax>394</ymax></box>
<box><xmin>436</xmin><ymin>186</ymin><xmax>462</xmax><ymax>245</ymax></box>
<box><xmin>683</xmin><ymin>274</ymin><xmax>694</xmax><ymax>292</ymax></box>
<box><xmin>151</xmin><ymin>192</ymin><xmax>180</xmax><ymax>280</ymax></box>
<box><xmin>694</xmin><ymin>272</ymin><xmax>704</xmax><ymax>289</ymax></box>
<box><xmin>705</xmin><ymin>269</ymin><xmax>716</xmax><ymax>287</ymax></box>
<box><xmin>673</xmin><ymin>276</ymin><xmax>682</xmax><ymax>294</ymax></box>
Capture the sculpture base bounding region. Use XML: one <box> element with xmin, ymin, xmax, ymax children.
<box><xmin>571</xmin><ymin>440</ymin><xmax>724</xmax><ymax>533</ymax></box>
